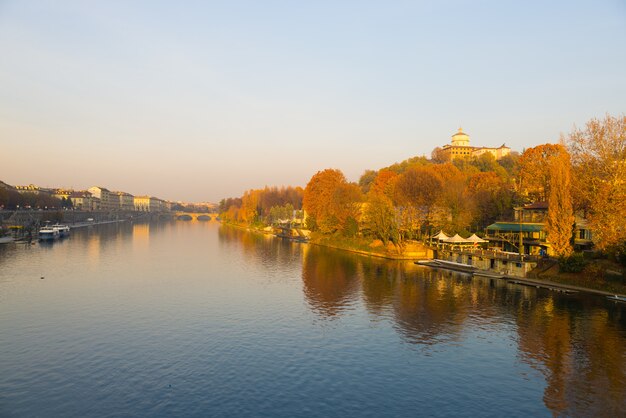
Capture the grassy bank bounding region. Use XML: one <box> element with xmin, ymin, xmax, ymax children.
<box><xmin>531</xmin><ymin>259</ymin><xmax>626</xmax><ymax>295</ymax></box>
<box><xmin>309</xmin><ymin>232</ymin><xmax>432</xmax><ymax>260</ymax></box>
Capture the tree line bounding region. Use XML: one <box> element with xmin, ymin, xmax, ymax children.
<box><xmin>0</xmin><ymin>186</ymin><xmax>69</xmax><ymax>210</ymax></box>
<box><xmin>219</xmin><ymin>114</ymin><xmax>625</xmax><ymax>259</ymax></box>
<box><xmin>219</xmin><ymin>186</ymin><xmax>304</xmax><ymax>225</ymax></box>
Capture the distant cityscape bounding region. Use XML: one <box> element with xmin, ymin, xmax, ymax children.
<box><xmin>0</xmin><ymin>181</ymin><xmax>216</xmax><ymax>213</ymax></box>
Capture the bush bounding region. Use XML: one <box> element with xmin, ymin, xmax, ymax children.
<box><xmin>305</xmin><ymin>216</ymin><xmax>317</xmax><ymax>231</ymax></box>
<box><xmin>614</xmin><ymin>241</ymin><xmax>626</xmax><ymax>267</ymax></box>
<box><xmin>559</xmin><ymin>253</ymin><xmax>588</xmax><ymax>273</ymax></box>
<box><xmin>342</xmin><ymin>216</ymin><xmax>359</xmax><ymax>238</ymax></box>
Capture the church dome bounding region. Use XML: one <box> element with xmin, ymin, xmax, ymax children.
<box><xmin>451</xmin><ymin>127</ymin><xmax>470</xmax><ymax>146</ymax></box>
<box><xmin>452</xmin><ymin>127</ymin><xmax>468</xmax><ymax>137</ymax></box>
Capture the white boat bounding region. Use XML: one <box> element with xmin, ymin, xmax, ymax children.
<box><xmin>52</xmin><ymin>224</ymin><xmax>70</xmax><ymax>237</ymax></box>
<box><xmin>415</xmin><ymin>259</ymin><xmax>477</xmax><ymax>273</ymax></box>
<box><xmin>39</xmin><ymin>225</ymin><xmax>60</xmax><ymax>241</ymax></box>
<box><xmin>0</xmin><ymin>236</ymin><xmax>14</xmax><ymax>244</ymax></box>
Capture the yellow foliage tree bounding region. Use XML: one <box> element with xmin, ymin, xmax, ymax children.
<box><xmin>546</xmin><ymin>147</ymin><xmax>574</xmax><ymax>257</ymax></box>
<box><xmin>568</xmin><ymin>114</ymin><xmax>626</xmax><ymax>251</ymax></box>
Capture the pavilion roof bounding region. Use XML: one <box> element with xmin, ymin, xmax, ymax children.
<box><xmin>443</xmin><ymin>234</ymin><xmax>471</xmax><ymax>243</ymax></box>
<box><xmin>431</xmin><ymin>230</ymin><xmax>449</xmax><ymax>240</ymax></box>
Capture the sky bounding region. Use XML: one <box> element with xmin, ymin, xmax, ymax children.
<box><xmin>1</xmin><ymin>1</ymin><xmax>625</xmax><ymax>202</ymax></box>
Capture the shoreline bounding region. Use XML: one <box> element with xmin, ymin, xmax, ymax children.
<box><xmin>221</xmin><ymin>221</ymin><xmax>626</xmax><ymax>299</ymax></box>
<box><xmin>221</xmin><ymin>221</ymin><xmax>423</xmax><ymax>260</ymax></box>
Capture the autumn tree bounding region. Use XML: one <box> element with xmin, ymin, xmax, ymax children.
<box><xmin>303</xmin><ymin>169</ymin><xmax>363</xmax><ymax>234</ymax></box>
<box><xmin>545</xmin><ymin>147</ymin><xmax>574</xmax><ymax>257</ymax></box>
<box><xmin>518</xmin><ymin>144</ymin><xmax>566</xmax><ymax>201</ymax></box>
<box><xmin>393</xmin><ymin>166</ymin><xmax>443</xmax><ymax>238</ymax></box>
<box><xmin>430</xmin><ymin>147</ymin><xmax>447</xmax><ymax>163</ymax></box>
<box><xmin>469</xmin><ymin>153</ymin><xmax>508</xmax><ymax>179</ymax></box>
<box><xmin>364</xmin><ymin>193</ymin><xmax>398</xmax><ymax>246</ymax></box>
<box><xmin>467</xmin><ymin>171</ymin><xmax>513</xmax><ymax>229</ymax></box>
<box><xmin>240</xmin><ymin>189</ymin><xmax>261</xmax><ymax>224</ymax></box>
<box><xmin>369</xmin><ymin>169</ymin><xmax>398</xmax><ymax>200</ymax></box>
<box><xmin>330</xmin><ymin>182</ymin><xmax>363</xmax><ymax>236</ymax></box>
<box><xmin>568</xmin><ymin>114</ymin><xmax>626</xmax><ymax>251</ymax></box>
<box><xmin>497</xmin><ymin>151</ymin><xmax>521</xmax><ymax>179</ymax></box>
<box><xmin>358</xmin><ymin>170</ymin><xmax>378</xmax><ymax>194</ymax></box>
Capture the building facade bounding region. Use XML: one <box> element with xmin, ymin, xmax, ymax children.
<box><xmin>485</xmin><ymin>202</ymin><xmax>594</xmax><ymax>256</ymax></box>
<box><xmin>440</xmin><ymin>128</ymin><xmax>511</xmax><ymax>161</ymax></box>
<box><xmin>69</xmin><ymin>192</ymin><xmax>95</xmax><ymax>211</ymax></box>
<box><xmin>114</xmin><ymin>192</ymin><xmax>135</xmax><ymax>211</ymax></box>
<box><xmin>88</xmin><ymin>186</ymin><xmax>116</xmax><ymax>211</ymax></box>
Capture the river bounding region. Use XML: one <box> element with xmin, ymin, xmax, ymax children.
<box><xmin>1</xmin><ymin>221</ymin><xmax>625</xmax><ymax>417</ymax></box>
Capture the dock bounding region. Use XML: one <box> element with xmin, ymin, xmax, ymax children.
<box><xmin>416</xmin><ymin>259</ymin><xmax>625</xmax><ymax>298</ymax></box>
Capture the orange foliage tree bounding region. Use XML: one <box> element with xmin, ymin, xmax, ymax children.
<box><xmin>369</xmin><ymin>169</ymin><xmax>398</xmax><ymax>200</ymax></box>
<box><xmin>518</xmin><ymin>144</ymin><xmax>566</xmax><ymax>201</ymax></box>
<box><xmin>303</xmin><ymin>169</ymin><xmax>363</xmax><ymax>234</ymax></box>
<box><xmin>467</xmin><ymin>171</ymin><xmax>514</xmax><ymax>229</ymax></box>
<box><xmin>568</xmin><ymin>114</ymin><xmax>626</xmax><ymax>251</ymax></box>
<box><xmin>545</xmin><ymin>148</ymin><xmax>574</xmax><ymax>257</ymax></box>
<box><xmin>393</xmin><ymin>166</ymin><xmax>443</xmax><ymax>238</ymax></box>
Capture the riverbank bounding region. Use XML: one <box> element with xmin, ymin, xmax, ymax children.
<box><xmin>220</xmin><ymin>221</ymin><xmax>432</xmax><ymax>260</ymax></box>
<box><xmin>69</xmin><ymin>219</ymin><xmax>128</xmax><ymax>229</ymax></box>
<box><xmin>528</xmin><ymin>259</ymin><xmax>626</xmax><ymax>295</ymax></box>
<box><xmin>309</xmin><ymin>233</ymin><xmax>432</xmax><ymax>260</ymax></box>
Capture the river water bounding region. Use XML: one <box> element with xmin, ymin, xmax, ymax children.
<box><xmin>1</xmin><ymin>221</ymin><xmax>625</xmax><ymax>417</ymax></box>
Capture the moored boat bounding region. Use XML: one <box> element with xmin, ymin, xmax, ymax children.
<box><xmin>0</xmin><ymin>236</ymin><xmax>14</xmax><ymax>244</ymax></box>
<box><xmin>52</xmin><ymin>224</ymin><xmax>70</xmax><ymax>237</ymax></box>
<box><xmin>39</xmin><ymin>225</ymin><xmax>60</xmax><ymax>241</ymax></box>
<box><xmin>415</xmin><ymin>259</ymin><xmax>477</xmax><ymax>273</ymax></box>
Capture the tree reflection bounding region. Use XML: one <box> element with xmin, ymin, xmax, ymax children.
<box><xmin>222</xmin><ymin>226</ymin><xmax>626</xmax><ymax>415</ymax></box>
<box><xmin>218</xmin><ymin>225</ymin><xmax>302</xmax><ymax>273</ymax></box>
<box><xmin>516</xmin><ymin>296</ymin><xmax>626</xmax><ymax>416</ymax></box>
<box><xmin>390</xmin><ymin>269</ymin><xmax>471</xmax><ymax>345</ymax></box>
<box><xmin>301</xmin><ymin>245</ymin><xmax>360</xmax><ymax>318</ymax></box>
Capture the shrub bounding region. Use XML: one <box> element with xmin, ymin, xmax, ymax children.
<box><xmin>559</xmin><ymin>253</ymin><xmax>588</xmax><ymax>273</ymax></box>
<box><xmin>342</xmin><ymin>216</ymin><xmax>359</xmax><ymax>238</ymax></box>
<box><xmin>614</xmin><ymin>241</ymin><xmax>626</xmax><ymax>267</ymax></box>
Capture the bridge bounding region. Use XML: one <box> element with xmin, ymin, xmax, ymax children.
<box><xmin>173</xmin><ymin>212</ymin><xmax>220</xmax><ymax>221</ymax></box>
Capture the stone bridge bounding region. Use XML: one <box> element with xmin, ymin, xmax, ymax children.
<box><xmin>173</xmin><ymin>212</ymin><xmax>220</xmax><ymax>221</ymax></box>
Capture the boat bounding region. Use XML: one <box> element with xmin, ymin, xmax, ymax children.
<box><xmin>39</xmin><ymin>225</ymin><xmax>60</xmax><ymax>241</ymax></box>
<box><xmin>606</xmin><ymin>295</ymin><xmax>626</xmax><ymax>303</ymax></box>
<box><xmin>52</xmin><ymin>224</ymin><xmax>70</xmax><ymax>237</ymax></box>
<box><xmin>0</xmin><ymin>236</ymin><xmax>14</xmax><ymax>244</ymax></box>
<box><xmin>415</xmin><ymin>259</ymin><xmax>477</xmax><ymax>273</ymax></box>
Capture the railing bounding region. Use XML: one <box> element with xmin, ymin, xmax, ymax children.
<box><xmin>438</xmin><ymin>247</ymin><xmax>541</xmax><ymax>263</ymax></box>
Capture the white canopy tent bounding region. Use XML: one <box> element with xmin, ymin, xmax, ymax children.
<box><xmin>431</xmin><ymin>231</ymin><xmax>450</xmax><ymax>241</ymax></box>
<box><xmin>443</xmin><ymin>234</ymin><xmax>471</xmax><ymax>244</ymax></box>
<box><xmin>466</xmin><ymin>233</ymin><xmax>488</xmax><ymax>243</ymax></box>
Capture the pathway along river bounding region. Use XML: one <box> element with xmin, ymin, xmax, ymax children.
<box><xmin>1</xmin><ymin>221</ymin><xmax>625</xmax><ymax>417</ymax></box>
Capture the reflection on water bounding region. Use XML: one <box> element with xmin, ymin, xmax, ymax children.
<box><xmin>301</xmin><ymin>245</ymin><xmax>361</xmax><ymax>317</ymax></box>
<box><xmin>1</xmin><ymin>222</ymin><xmax>625</xmax><ymax>417</ymax></box>
<box><xmin>298</xmin><ymin>235</ymin><xmax>626</xmax><ymax>415</ymax></box>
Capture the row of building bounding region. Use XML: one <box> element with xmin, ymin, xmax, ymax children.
<box><xmin>14</xmin><ymin>184</ymin><xmax>172</xmax><ymax>212</ymax></box>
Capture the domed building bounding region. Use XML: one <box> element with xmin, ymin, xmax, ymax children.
<box><xmin>440</xmin><ymin>128</ymin><xmax>510</xmax><ymax>161</ymax></box>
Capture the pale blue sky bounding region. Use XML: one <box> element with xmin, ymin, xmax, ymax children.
<box><xmin>1</xmin><ymin>1</ymin><xmax>625</xmax><ymax>202</ymax></box>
